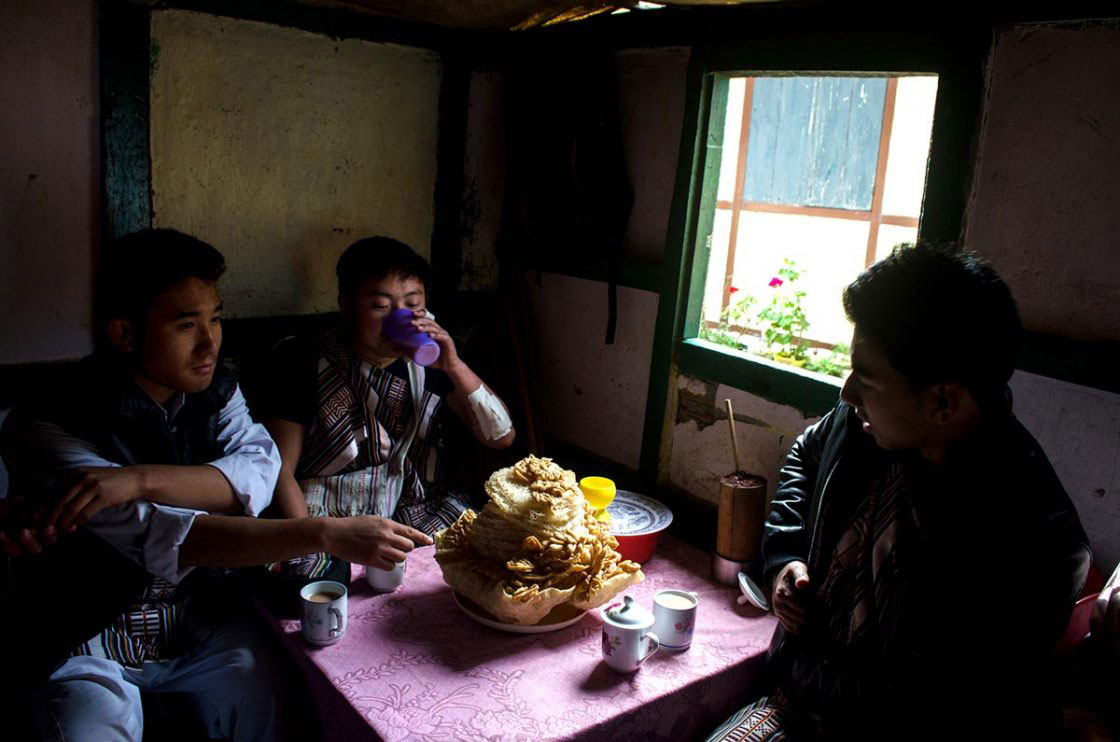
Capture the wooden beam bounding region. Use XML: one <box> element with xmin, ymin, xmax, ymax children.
<box><xmin>864</xmin><ymin>76</ymin><xmax>898</xmax><ymax>267</ymax></box>
<box><xmin>721</xmin><ymin>78</ymin><xmax>754</xmax><ymax>314</ymax></box>
<box><xmin>741</xmin><ymin>200</ymin><xmax>870</xmax><ymax>221</ymax></box>
<box><xmin>716</xmin><ymin>200</ymin><xmax>916</xmax><ymax>228</ymax></box>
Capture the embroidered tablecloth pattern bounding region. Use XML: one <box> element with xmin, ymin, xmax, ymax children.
<box><xmin>272</xmin><ymin>536</ymin><xmax>776</xmax><ymax>741</ymax></box>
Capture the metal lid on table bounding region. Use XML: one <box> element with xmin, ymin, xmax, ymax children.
<box><xmin>737</xmin><ymin>571</ymin><xmax>771</xmax><ymax>611</ymax></box>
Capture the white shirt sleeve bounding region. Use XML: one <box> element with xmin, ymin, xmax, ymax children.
<box><xmin>204</xmin><ymin>385</ymin><xmax>280</xmax><ymax>518</ymax></box>
<box><xmin>84</xmin><ymin>500</ymin><xmax>202</xmax><ymax>585</ymax></box>
<box><xmin>14</xmin><ymin>420</ymin><xmax>203</xmax><ymax>584</ymax></box>
<box><xmin>12</xmin><ymin>385</ymin><xmax>280</xmax><ymax>584</ymax></box>
<box><xmin>465</xmin><ymin>384</ymin><xmax>514</xmax><ymax>441</ymax></box>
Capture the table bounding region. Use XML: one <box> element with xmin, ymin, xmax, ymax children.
<box><xmin>269</xmin><ymin>535</ymin><xmax>777</xmax><ymax>741</ymax></box>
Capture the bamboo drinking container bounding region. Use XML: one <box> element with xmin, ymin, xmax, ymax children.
<box><xmin>712</xmin><ymin>399</ymin><xmax>768</xmax><ymax>584</ymax></box>
<box><xmin>717</xmin><ymin>473</ymin><xmax>767</xmax><ymax>562</ymax></box>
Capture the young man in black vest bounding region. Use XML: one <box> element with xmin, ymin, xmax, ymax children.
<box><xmin>0</xmin><ymin>229</ymin><xmax>432</xmax><ymax>741</ymax></box>
<box><xmin>708</xmin><ymin>243</ymin><xmax>1091</xmax><ymax>741</ymax></box>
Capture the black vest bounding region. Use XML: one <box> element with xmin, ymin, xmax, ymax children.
<box><xmin>0</xmin><ymin>354</ymin><xmax>238</xmax><ymax>684</ymax></box>
<box><xmin>54</xmin><ymin>354</ymin><xmax>238</xmax><ymax>469</ymax></box>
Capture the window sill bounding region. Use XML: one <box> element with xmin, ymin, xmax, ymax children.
<box><xmin>677</xmin><ymin>338</ymin><xmax>841</xmax><ymax>416</ymax></box>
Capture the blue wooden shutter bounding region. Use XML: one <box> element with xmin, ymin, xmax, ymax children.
<box><xmin>743</xmin><ymin>76</ymin><xmax>887</xmax><ymax>211</ymax></box>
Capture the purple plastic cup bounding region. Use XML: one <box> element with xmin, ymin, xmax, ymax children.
<box><xmin>382</xmin><ymin>308</ymin><xmax>441</xmax><ymax>367</ymax></box>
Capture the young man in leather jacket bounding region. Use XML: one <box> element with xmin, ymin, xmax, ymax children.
<box><xmin>710</xmin><ymin>243</ymin><xmax>1090</xmax><ymax>741</ymax></box>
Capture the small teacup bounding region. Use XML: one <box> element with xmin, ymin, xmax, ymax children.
<box><xmin>366</xmin><ymin>559</ymin><xmax>406</xmax><ymax>592</ymax></box>
<box><xmin>600</xmin><ymin>595</ymin><xmax>660</xmax><ymax>673</ymax></box>
<box><xmin>652</xmin><ymin>589</ymin><xmax>699</xmax><ymax>650</ymax></box>
<box><xmin>300</xmin><ymin>580</ymin><xmax>347</xmax><ymax>646</ymax></box>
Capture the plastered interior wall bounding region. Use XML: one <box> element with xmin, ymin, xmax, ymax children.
<box><xmin>671</xmin><ymin>376</ymin><xmax>819</xmax><ymax>503</ymax></box>
<box><xmin>965</xmin><ymin>25</ymin><xmax>1120</xmax><ymax>342</ymax></box>
<box><xmin>0</xmin><ymin>0</ymin><xmax>98</xmax><ymax>364</ymax></box>
<box><xmin>149</xmin><ymin>10</ymin><xmax>441</xmax><ymax>318</ymax></box>
<box><xmin>964</xmin><ymin>24</ymin><xmax>1120</xmax><ymax>571</ymax></box>
<box><xmin>519</xmin><ymin>47</ymin><xmax>686</xmax><ymax>471</ymax></box>
<box><xmin>1012</xmin><ymin>371</ymin><xmax>1120</xmax><ymax>574</ymax></box>
<box><xmin>616</xmin><ymin>47</ymin><xmax>691</xmax><ymax>263</ymax></box>
<box><xmin>525</xmin><ymin>272</ymin><xmax>658</xmax><ymax>470</ymax></box>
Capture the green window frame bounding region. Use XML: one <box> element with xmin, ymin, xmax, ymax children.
<box><xmin>638</xmin><ymin>25</ymin><xmax>988</xmax><ymax>475</ymax></box>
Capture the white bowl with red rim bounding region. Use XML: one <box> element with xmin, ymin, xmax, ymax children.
<box><xmin>607</xmin><ymin>491</ymin><xmax>673</xmax><ymax>564</ymax></box>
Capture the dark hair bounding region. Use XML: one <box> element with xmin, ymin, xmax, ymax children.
<box><xmin>842</xmin><ymin>242</ymin><xmax>1021</xmax><ymax>406</ymax></box>
<box><xmin>335</xmin><ymin>237</ymin><xmax>431</xmax><ymax>303</ymax></box>
<box><xmin>96</xmin><ymin>229</ymin><xmax>225</xmax><ymax>341</ymax></box>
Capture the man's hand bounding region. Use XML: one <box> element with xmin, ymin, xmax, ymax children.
<box><xmin>0</xmin><ymin>497</ymin><xmax>59</xmax><ymax>557</ymax></box>
<box><xmin>40</xmin><ymin>467</ymin><xmax>145</xmax><ymax>532</ymax></box>
<box><xmin>772</xmin><ymin>560</ymin><xmax>812</xmax><ymax>634</ymax></box>
<box><xmin>0</xmin><ymin>527</ymin><xmax>59</xmax><ymax>557</ymax></box>
<box><xmin>410</xmin><ymin>312</ymin><xmax>462</xmax><ymax>373</ymax></box>
<box><xmin>323</xmin><ymin>516</ymin><xmax>434</xmax><ymax>570</ymax></box>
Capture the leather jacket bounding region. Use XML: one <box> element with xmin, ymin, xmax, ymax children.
<box><xmin>760</xmin><ymin>399</ymin><xmax>1091</xmax><ymax>740</ymax></box>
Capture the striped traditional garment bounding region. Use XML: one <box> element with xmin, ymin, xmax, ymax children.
<box><xmin>708</xmin><ymin>462</ymin><xmax>919</xmax><ymax>741</ymax></box>
<box><xmin>816</xmin><ymin>460</ymin><xmax>920</xmax><ymax>648</ymax></box>
<box><xmin>295</xmin><ymin>326</ymin><xmax>468</xmax><ymax>534</ymax></box>
<box><xmin>705</xmin><ymin>692</ymin><xmax>790</xmax><ymax>742</ymax></box>
<box><xmin>70</xmin><ymin>577</ymin><xmax>190</xmax><ymax>666</ymax></box>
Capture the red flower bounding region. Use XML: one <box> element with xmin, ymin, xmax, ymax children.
<box><xmin>729</xmin><ymin>286</ymin><xmax>740</xmax><ymax>294</ymax></box>
<box><xmin>769</xmin><ymin>277</ymin><xmax>784</xmax><ymax>288</ymax></box>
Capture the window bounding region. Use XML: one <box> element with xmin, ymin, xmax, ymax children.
<box><xmin>690</xmin><ymin>73</ymin><xmax>938</xmax><ymax>378</ymax></box>
<box><xmin>638</xmin><ymin>27</ymin><xmax>984</xmax><ymax>475</ymax></box>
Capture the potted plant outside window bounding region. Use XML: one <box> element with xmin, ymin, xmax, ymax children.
<box><xmin>758</xmin><ymin>259</ymin><xmax>810</xmax><ymax>366</ymax></box>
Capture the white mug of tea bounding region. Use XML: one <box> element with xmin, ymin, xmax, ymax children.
<box><xmin>366</xmin><ymin>559</ymin><xmax>406</xmax><ymax>592</ymax></box>
<box><xmin>300</xmin><ymin>580</ymin><xmax>348</xmax><ymax>645</ymax></box>
<box><xmin>652</xmin><ymin>589</ymin><xmax>699</xmax><ymax>650</ymax></box>
<box><xmin>600</xmin><ymin>595</ymin><xmax>660</xmax><ymax>673</ymax></box>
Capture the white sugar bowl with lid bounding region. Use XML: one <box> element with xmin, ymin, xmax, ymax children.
<box><xmin>600</xmin><ymin>595</ymin><xmax>660</xmax><ymax>673</ymax></box>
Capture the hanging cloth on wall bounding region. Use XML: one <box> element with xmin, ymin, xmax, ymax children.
<box><xmin>509</xmin><ymin>53</ymin><xmax>634</xmax><ymax>344</ymax></box>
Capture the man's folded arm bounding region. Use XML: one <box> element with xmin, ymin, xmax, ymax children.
<box><xmin>2</xmin><ymin>412</ymin><xmax>276</xmax><ymax>583</ymax></box>
<box><xmin>16</xmin><ymin>420</ymin><xmax>243</xmax><ymax>514</ymax></box>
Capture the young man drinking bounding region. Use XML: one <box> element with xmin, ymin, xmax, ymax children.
<box><xmin>0</xmin><ymin>229</ymin><xmax>432</xmax><ymax>741</ymax></box>
<box><xmin>261</xmin><ymin>236</ymin><xmax>516</xmax><ymax>530</ymax></box>
<box><xmin>707</xmin><ymin>243</ymin><xmax>1091</xmax><ymax>741</ymax></box>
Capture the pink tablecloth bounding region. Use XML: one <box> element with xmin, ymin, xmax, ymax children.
<box><xmin>270</xmin><ymin>536</ymin><xmax>777</xmax><ymax>741</ymax></box>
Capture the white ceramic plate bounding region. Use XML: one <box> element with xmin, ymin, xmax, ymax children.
<box><xmin>608</xmin><ymin>491</ymin><xmax>674</xmax><ymax>536</ymax></box>
<box><xmin>452</xmin><ymin>592</ymin><xmax>589</xmax><ymax>634</ymax></box>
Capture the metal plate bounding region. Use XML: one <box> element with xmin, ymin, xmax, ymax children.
<box><xmin>607</xmin><ymin>491</ymin><xmax>673</xmax><ymax>536</ymax></box>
